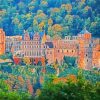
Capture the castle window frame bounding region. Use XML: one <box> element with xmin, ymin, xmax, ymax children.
<box><xmin>58</xmin><ymin>50</ymin><xmax>60</xmax><ymax>53</ymax></box>
<box><xmin>67</xmin><ymin>50</ymin><xmax>68</xmax><ymax>52</ymax></box>
<box><xmin>62</xmin><ymin>50</ymin><xmax>63</xmax><ymax>53</ymax></box>
<box><xmin>87</xmin><ymin>59</ymin><xmax>88</xmax><ymax>62</ymax></box>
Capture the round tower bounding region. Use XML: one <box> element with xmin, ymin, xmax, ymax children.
<box><xmin>0</xmin><ymin>29</ymin><xmax>5</xmax><ymax>55</ymax></box>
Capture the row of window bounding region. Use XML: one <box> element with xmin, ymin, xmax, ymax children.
<box><xmin>23</xmin><ymin>41</ymin><xmax>40</xmax><ymax>45</ymax></box>
<box><xmin>65</xmin><ymin>36</ymin><xmax>78</xmax><ymax>40</ymax></box>
<box><xmin>46</xmin><ymin>50</ymin><xmax>76</xmax><ymax>54</ymax></box>
<box><xmin>57</xmin><ymin>50</ymin><xmax>76</xmax><ymax>53</ymax></box>
<box><xmin>24</xmin><ymin>45</ymin><xmax>41</xmax><ymax>48</ymax></box>
<box><xmin>24</xmin><ymin>51</ymin><xmax>43</xmax><ymax>56</ymax></box>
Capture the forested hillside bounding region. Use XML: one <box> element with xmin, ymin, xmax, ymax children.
<box><xmin>0</xmin><ymin>0</ymin><xmax>100</xmax><ymax>37</ymax></box>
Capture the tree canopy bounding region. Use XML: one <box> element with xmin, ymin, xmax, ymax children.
<box><xmin>0</xmin><ymin>0</ymin><xmax>100</xmax><ymax>37</ymax></box>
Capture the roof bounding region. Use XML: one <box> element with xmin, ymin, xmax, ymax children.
<box><xmin>80</xmin><ymin>27</ymin><xmax>90</xmax><ymax>34</ymax></box>
<box><xmin>45</xmin><ymin>42</ymin><xmax>53</xmax><ymax>48</ymax></box>
<box><xmin>22</xmin><ymin>31</ymin><xmax>45</xmax><ymax>40</ymax></box>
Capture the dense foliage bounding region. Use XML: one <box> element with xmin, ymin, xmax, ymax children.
<box><xmin>0</xmin><ymin>80</ymin><xmax>32</xmax><ymax>100</ymax></box>
<box><xmin>37</xmin><ymin>73</ymin><xmax>100</xmax><ymax>100</ymax></box>
<box><xmin>0</xmin><ymin>69</ymin><xmax>100</xmax><ymax>100</ymax></box>
<box><xmin>0</xmin><ymin>0</ymin><xmax>100</xmax><ymax>37</ymax></box>
<box><xmin>0</xmin><ymin>53</ymin><xmax>100</xmax><ymax>99</ymax></box>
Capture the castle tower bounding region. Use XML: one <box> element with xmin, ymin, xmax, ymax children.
<box><xmin>0</xmin><ymin>29</ymin><xmax>5</xmax><ymax>55</ymax></box>
<box><xmin>42</xmin><ymin>32</ymin><xmax>47</xmax><ymax>44</ymax></box>
<box><xmin>78</xmin><ymin>28</ymin><xmax>93</xmax><ymax>69</ymax></box>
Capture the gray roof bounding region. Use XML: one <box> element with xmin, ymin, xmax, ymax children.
<box><xmin>80</xmin><ymin>28</ymin><xmax>90</xmax><ymax>34</ymax></box>
<box><xmin>45</xmin><ymin>42</ymin><xmax>53</xmax><ymax>48</ymax></box>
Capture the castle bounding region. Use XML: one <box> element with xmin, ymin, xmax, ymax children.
<box><xmin>0</xmin><ymin>28</ymin><xmax>100</xmax><ymax>69</ymax></box>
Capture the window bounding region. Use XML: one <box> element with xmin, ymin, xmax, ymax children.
<box><xmin>62</xmin><ymin>50</ymin><xmax>63</xmax><ymax>53</ymax></box>
<box><xmin>58</xmin><ymin>50</ymin><xmax>59</xmax><ymax>53</ymax></box>
<box><xmin>87</xmin><ymin>59</ymin><xmax>88</xmax><ymax>62</ymax></box>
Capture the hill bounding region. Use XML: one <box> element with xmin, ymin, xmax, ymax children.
<box><xmin>0</xmin><ymin>0</ymin><xmax>100</xmax><ymax>37</ymax></box>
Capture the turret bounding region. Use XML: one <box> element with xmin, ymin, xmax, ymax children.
<box><xmin>78</xmin><ymin>28</ymin><xmax>93</xmax><ymax>70</ymax></box>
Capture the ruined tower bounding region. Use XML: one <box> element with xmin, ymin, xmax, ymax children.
<box><xmin>78</xmin><ymin>28</ymin><xmax>93</xmax><ymax>69</ymax></box>
<box><xmin>0</xmin><ymin>29</ymin><xmax>5</xmax><ymax>55</ymax></box>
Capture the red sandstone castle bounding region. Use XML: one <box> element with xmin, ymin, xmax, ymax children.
<box><xmin>0</xmin><ymin>28</ymin><xmax>100</xmax><ymax>69</ymax></box>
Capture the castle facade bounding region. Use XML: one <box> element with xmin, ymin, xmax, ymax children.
<box><xmin>0</xmin><ymin>28</ymin><xmax>100</xmax><ymax>69</ymax></box>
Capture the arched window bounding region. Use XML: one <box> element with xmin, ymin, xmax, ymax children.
<box><xmin>87</xmin><ymin>59</ymin><xmax>88</xmax><ymax>62</ymax></box>
<box><xmin>58</xmin><ymin>50</ymin><xmax>60</xmax><ymax>53</ymax></box>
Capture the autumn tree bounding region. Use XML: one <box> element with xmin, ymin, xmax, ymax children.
<box><xmin>13</xmin><ymin>57</ymin><xmax>21</xmax><ymax>65</ymax></box>
<box><xmin>23</xmin><ymin>57</ymin><xmax>32</xmax><ymax>65</ymax></box>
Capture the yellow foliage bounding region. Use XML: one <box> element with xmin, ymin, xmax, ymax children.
<box><xmin>26</xmin><ymin>13</ymin><xmax>32</xmax><ymax>20</ymax></box>
<box><xmin>52</xmin><ymin>24</ymin><xmax>63</xmax><ymax>32</ymax></box>
<box><xmin>53</xmin><ymin>77</ymin><xmax>67</xmax><ymax>84</ymax></box>
<box><xmin>33</xmin><ymin>19</ymin><xmax>38</xmax><ymax>25</ymax></box>
<box><xmin>39</xmin><ymin>22</ymin><xmax>45</xmax><ymax>28</ymax></box>
<box><xmin>81</xmin><ymin>0</ymin><xmax>86</xmax><ymax>3</ymax></box>
<box><xmin>18</xmin><ymin>76</ymin><xmax>24</xmax><ymax>85</ymax></box>
<box><xmin>48</xmin><ymin>18</ymin><xmax>53</xmax><ymax>25</ymax></box>
<box><xmin>41</xmin><ymin>1</ymin><xmax>48</xmax><ymax>6</ymax></box>
<box><xmin>53</xmin><ymin>61</ymin><xmax>59</xmax><ymax>69</ymax></box>
<box><xmin>52</xmin><ymin>8</ymin><xmax>60</xmax><ymax>12</ymax></box>
<box><xmin>65</xmin><ymin>4</ymin><xmax>72</xmax><ymax>12</ymax></box>
<box><xmin>85</xmin><ymin>6</ymin><xmax>90</xmax><ymax>11</ymax></box>
<box><xmin>36</xmin><ymin>89</ymin><xmax>41</xmax><ymax>96</ymax></box>
<box><xmin>53</xmin><ymin>75</ymin><xmax>77</xmax><ymax>84</ymax></box>
<box><xmin>13</xmin><ymin>18</ymin><xmax>19</xmax><ymax>24</ymax></box>
<box><xmin>53</xmin><ymin>34</ymin><xmax>61</xmax><ymax>40</ymax></box>
<box><xmin>0</xmin><ymin>10</ymin><xmax>6</xmax><ymax>16</ymax></box>
<box><xmin>23</xmin><ymin>57</ymin><xmax>31</xmax><ymax>65</ymax></box>
<box><xmin>38</xmin><ymin>13</ymin><xmax>46</xmax><ymax>17</ymax></box>
<box><xmin>67</xmin><ymin>74</ymin><xmax>77</xmax><ymax>83</ymax></box>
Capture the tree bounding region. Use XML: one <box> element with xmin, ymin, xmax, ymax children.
<box><xmin>48</xmin><ymin>18</ymin><xmax>53</xmax><ymax>26</ymax></box>
<box><xmin>37</xmin><ymin>73</ymin><xmax>100</xmax><ymax>100</ymax></box>
<box><xmin>63</xmin><ymin>56</ymin><xmax>76</xmax><ymax>67</ymax></box>
<box><xmin>32</xmin><ymin>19</ymin><xmax>39</xmax><ymax>32</ymax></box>
<box><xmin>0</xmin><ymin>79</ymin><xmax>31</xmax><ymax>99</ymax></box>
<box><xmin>37</xmin><ymin>61</ymin><xmax>42</xmax><ymax>66</ymax></box>
<box><xmin>13</xmin><ymin>57</ymin><xmax>21</xmax><ymax>65</ymax></box>
<box><xmin>26</xmin><ymin>79</ymin><xmax>34</xmax><ymax>95</ymax></box>
<box><xmin>65</xmin><ymin>4</ymin><xmax>72</xmax><ymax>13</ymax></box>
<box><xmin>23</xmin><ymin>57</ymin><xmax>32</xmax><ymax>65</ymax></box>
<box><xmin>53</xmin><ymin>59</ymin><xmax>59</xmax><ymax>70</ymax></box>
<box><xmin>52</xmin><ymin>24</ymin><xmax>63</xmax><ymax>36</ymax></box>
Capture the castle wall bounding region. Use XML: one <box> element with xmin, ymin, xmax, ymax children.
<box><xmin>92</xmin><ymin>39</ymin><xmax>100</xmax><ymax>68</ymax></box>
<box><xmin>0</xmin><ymin>28</ymin><xmax>99</xmax><ymax>69</ymax></box>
